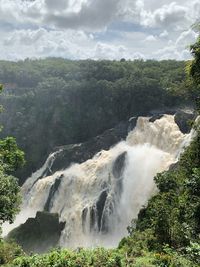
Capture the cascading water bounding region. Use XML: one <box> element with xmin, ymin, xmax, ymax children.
<box><xmin>2</xmin><ymin>115</ymin><xmax>195</xmax><ymax>248</ymax></box>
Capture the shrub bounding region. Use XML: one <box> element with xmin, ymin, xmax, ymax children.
<box><xmin>0</xmin><ymin>240</ymin><xmax>24</xmax><ymax>265</ymax></box>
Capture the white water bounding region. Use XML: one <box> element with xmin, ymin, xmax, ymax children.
<box><xmin>2</xmin><ymin>115</ymin><xmax>194</xmax><ymax>247</ymax></box>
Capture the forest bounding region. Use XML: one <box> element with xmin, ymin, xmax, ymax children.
<box><xmin>0</xmin><ymin>59</ymin><xmax>195</xmax><ymax>184</ymax></box>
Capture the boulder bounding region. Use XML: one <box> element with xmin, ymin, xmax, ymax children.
<box><xmin>7</xmin><ymin>211</ymin><xmax>65</xmax><ymax>254</ymax></box>
<box><xmin>174</xmin><ymin>110</ymin><xmax>197</xmax><ymax>134</ymax></box>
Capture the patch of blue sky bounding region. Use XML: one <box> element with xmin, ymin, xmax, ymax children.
<box><xmin>92</xmin><ymin>21</ymin><xmax>162</xmax><ymax>42</ymax></box>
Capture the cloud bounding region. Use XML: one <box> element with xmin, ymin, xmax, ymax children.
<box><xmin>43</xmin><ymin>0</ymin><xmax>123</xmax><ymax>31</ymax></box>
<box><xmin>0</xmin><ymin>0</ymin><xmax>125</xmax><ymax>31</ymax></box>
<box><xmin>125</xmin><ymin>1</ymin><xmax>187</xmax><ymax>30</ymax></box>
<box><xmin>1</xmin><ymin>28</ymin><xmax>91</xmax><ymax>59</ymax></box>
<box><xmin>94</xmin><ymin>43</ymin><xmax>127</xmax><ymax>59</ymax></box>
<box><xmin>159</xmin><ymin>30</ymin><xmax>168</xmax><ymax>38</ymax></box>
<box><xmin>175</xmin><ymin>29</ymin><xmax>197</xmax><ymax>49</ymax></box>
<box><xmin>124</xmin><ymin>0</ymin><xmax>200</xmax><ymax>31</ymax></box>
<box><xmin>0</xmin><ymin>0</ymin><xmax>200</xmax><ymax>32</ymax></box>
<box><xmin>44</xmin><ymin>0</ymin><xmax>69</xmax><ymax>11</ymax></box>
<box><xmin>1</xmin><ymin>27</ymin><xmax>132</xmax><ymax>60</ymax></box>
<box><xmin>4</xmin><ymin>28</ymin><xmax>46</xmax><ymax>46</ymax></box>
<box><xmin>153</xmin><ymin>29</ymin><xmax>197</xmax><ymax>60</ymax></box>
<box><xmin>152</xmin><ymin>3</ymin><xmax>187</xmax><ymax>28</ymax></box>
<box><xmin>145</xmin><ymin>35</ymin><xmax>157</xmax><ymax>42</ymax></box>
<box><xmin>0</xmin><ymin>0</ymin><xmax>199</xmax><ymax>60</ymax></box>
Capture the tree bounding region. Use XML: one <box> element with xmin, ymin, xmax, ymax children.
<box><xmin>0</xmin><ymin>171</ymin><xmax>21</xmax><ymax>224</ymax></box>
<box><xmin>0</xmin><ymin>137</ymin><xmax>25</xmax><ymax>172</ymax></box>
<box><xmin>190</xmin><ymin>34</ymin><xmax>200</xmax><ymax>84</ymax></box>
<box><xmin>0</xmin><ymin>84</ymin><xmax>25</xmax><ymax>229</ymax></box>
<box><xmin>189</xmin><ymin>27</ymin><xmax>200</xmax><ymax>110</ymax></box>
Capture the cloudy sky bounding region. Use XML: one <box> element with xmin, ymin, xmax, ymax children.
<box><xmin>0</xmin><ymin>0</ymin><xmax>200</xmax><ymax>61</ymax></box>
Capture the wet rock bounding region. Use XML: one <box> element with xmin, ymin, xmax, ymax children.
<box><xmin>96</xmin><ymin>190</ymin><xmax>108</xmax><ymax>232</ymax></box>
<box><xmin>44</xmin><ymin>175</ymin><xmax>63</xmax><ymax>212</ymax></box>
<box><xmin>149</xmin><ymin>114</ymin><xmax>164</xmax><ymax>123</ymax></box>
<box><xmin>90</xmin><ymin>207</ymin><xmax>96</xmax><ymax>232</ymax></box>
<box><xmin>168</xmin><ymin>162</ymin><xmax>179</xmax><ymax>171</ymax></box>
<box><xmin>112</xmin><ymin>152</ymin><xmax>127</xmax><ymax>179</ymax></box>
<box><xmin>86</xmin><ymin>190</ymin><xmax>108</xmax><ymax>233</ymax></box>
<box><xmin>82</xmin><ymin>207</ymin><xmax>88</xmax><ymax>233</ymax></box>
<box><xmin>174</xmin><ymin>110</ymin><xmax>197</xmax><ymax>134</ymax></box>
<box><xmin>128</xmin><ymin>117</ymin><xmax>138</xmax><ymax>132</ymax></box>
<box><xmin>46</xmin><ymin>121</ymin><xmax>131</xmax><ymax>175</ymax></box>
<box><xmin>7</xmin><ymin>211</ymin><xmax>65</xmax><ymax>254</ymax></box>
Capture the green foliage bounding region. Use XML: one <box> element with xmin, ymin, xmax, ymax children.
<box><xmin>186</xmin><ymin>168</ymin><xmax>200</xmax><ymax>195</ymax></box>
<box><xmin>152</xmin><ymin>251</ymin><xmax>196</xmax><ymax>267</ymax></box>
<box><xmin>0</xmin><ymin>137</ymin><xmax>25</xmax><ymax>172</ymax></box>
<box><xmin>0</xmin><ymin>171</ymin><xmax>21</xmax><ymax>224</ymax></box>
<box><xmin>9</xmin><ymin>248</ymin><xmax>126</xmax><ymax>267</ymax></box>
<box><xmin>0</xmin><ymin>240</ymin><xmax>24</xmax><ymax>265</ymax></box>
<box><xmin>186</xmin><ymin>241</ymin><xmax>200</xmax><ymax>264</ymax></box>
<box><xmin>5</xmin><ymin>246</ymin><xmax>199</xmax><ymax>267</ymax></box>
<box><xmin>118</xmin><ymin>229</ymin><xmax>157</xmax><ymax>256</ymax></box>
<box><xmin>190</xmin><ymin>35</ymin><xmax>200</xmax><ymax>85</ymax></box>
<box><xmin>187</xmin><ymin>27</ymin><xmax>200</xmax><ymax>111</ymax></box>
<box><xmin>0</xmin><ymin>85</ymin><xmax>25</xmax><ymax>230</ymax></box>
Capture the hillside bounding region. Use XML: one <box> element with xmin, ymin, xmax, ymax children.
<box><xmin>0</xmin><ymin>59</ymin><xmax>194</xmax><ymax>184</ymax></box>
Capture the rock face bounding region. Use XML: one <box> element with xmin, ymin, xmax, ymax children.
<box><xmin>46</xmin><ymin>121</ymin><xmax>130</xmax><ymax>176</ymax></box>
<box><xmin>44</xmin><ymin>175</ymin><xmax>63</xmax><ymax>212</ymax></box>
<box><xmin>7</xmin><ymin>212</ymin><xmax>65</xmax><ymax>254</ymax></box>
<box><xmin>33</xmin><ymin>110</ymin><xmax>198</xmax><ymax>186</ymax></box>
<box><xmin>128</xmin><ymin>117</ymin><xmax>138</xmax><ymax>132</ymax></box>
<box><xmin>149</xmin><ymin>114</ymin><xmax>164</xmax><ymax>123</ymax></box>
<box><xmin>148</xmin><ymin>110</ymin><xmax>197</xmax><ymax>134</ymax></box>
<box><xmin>174</xmin><ymin>110</ymin><xmax>197</xmax><ymax>134</ymax></box>
<box><xmin>112</xmin><ymin>152</ymin><xmax>127</xmax><ymax>179</ymax></box>
<box><xmin>23</xmin><ymin>109</ymin><xmax>197</xmax><ymax>185</ymax></box>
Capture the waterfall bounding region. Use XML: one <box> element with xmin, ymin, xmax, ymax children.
<box><xmin>2</xmin><ymin>115</ymin><xmax>194</xmax><ymax>247</ymax></box>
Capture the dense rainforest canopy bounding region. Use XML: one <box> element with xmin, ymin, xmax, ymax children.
<box><xmin>0</xmin><ymin>59</ymin><xmax>194</xmax><ymax>184</ymax></box>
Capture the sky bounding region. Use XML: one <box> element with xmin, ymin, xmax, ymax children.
<box><xmin>0</xmin><ymin>0</ymin><xmax>200</xmax><ymax>61</ymax></box>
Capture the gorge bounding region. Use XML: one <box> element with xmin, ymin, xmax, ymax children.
<box><xmin>3</xmin><ymin>112</ymin><xmax>196</xmax><ymax>253</ymax></box>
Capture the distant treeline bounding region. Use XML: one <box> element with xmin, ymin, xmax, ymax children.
<box><xmin>0</xmin><ymin>58</ymin><xmax>194</xmax><ymax>183</ymax></box>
